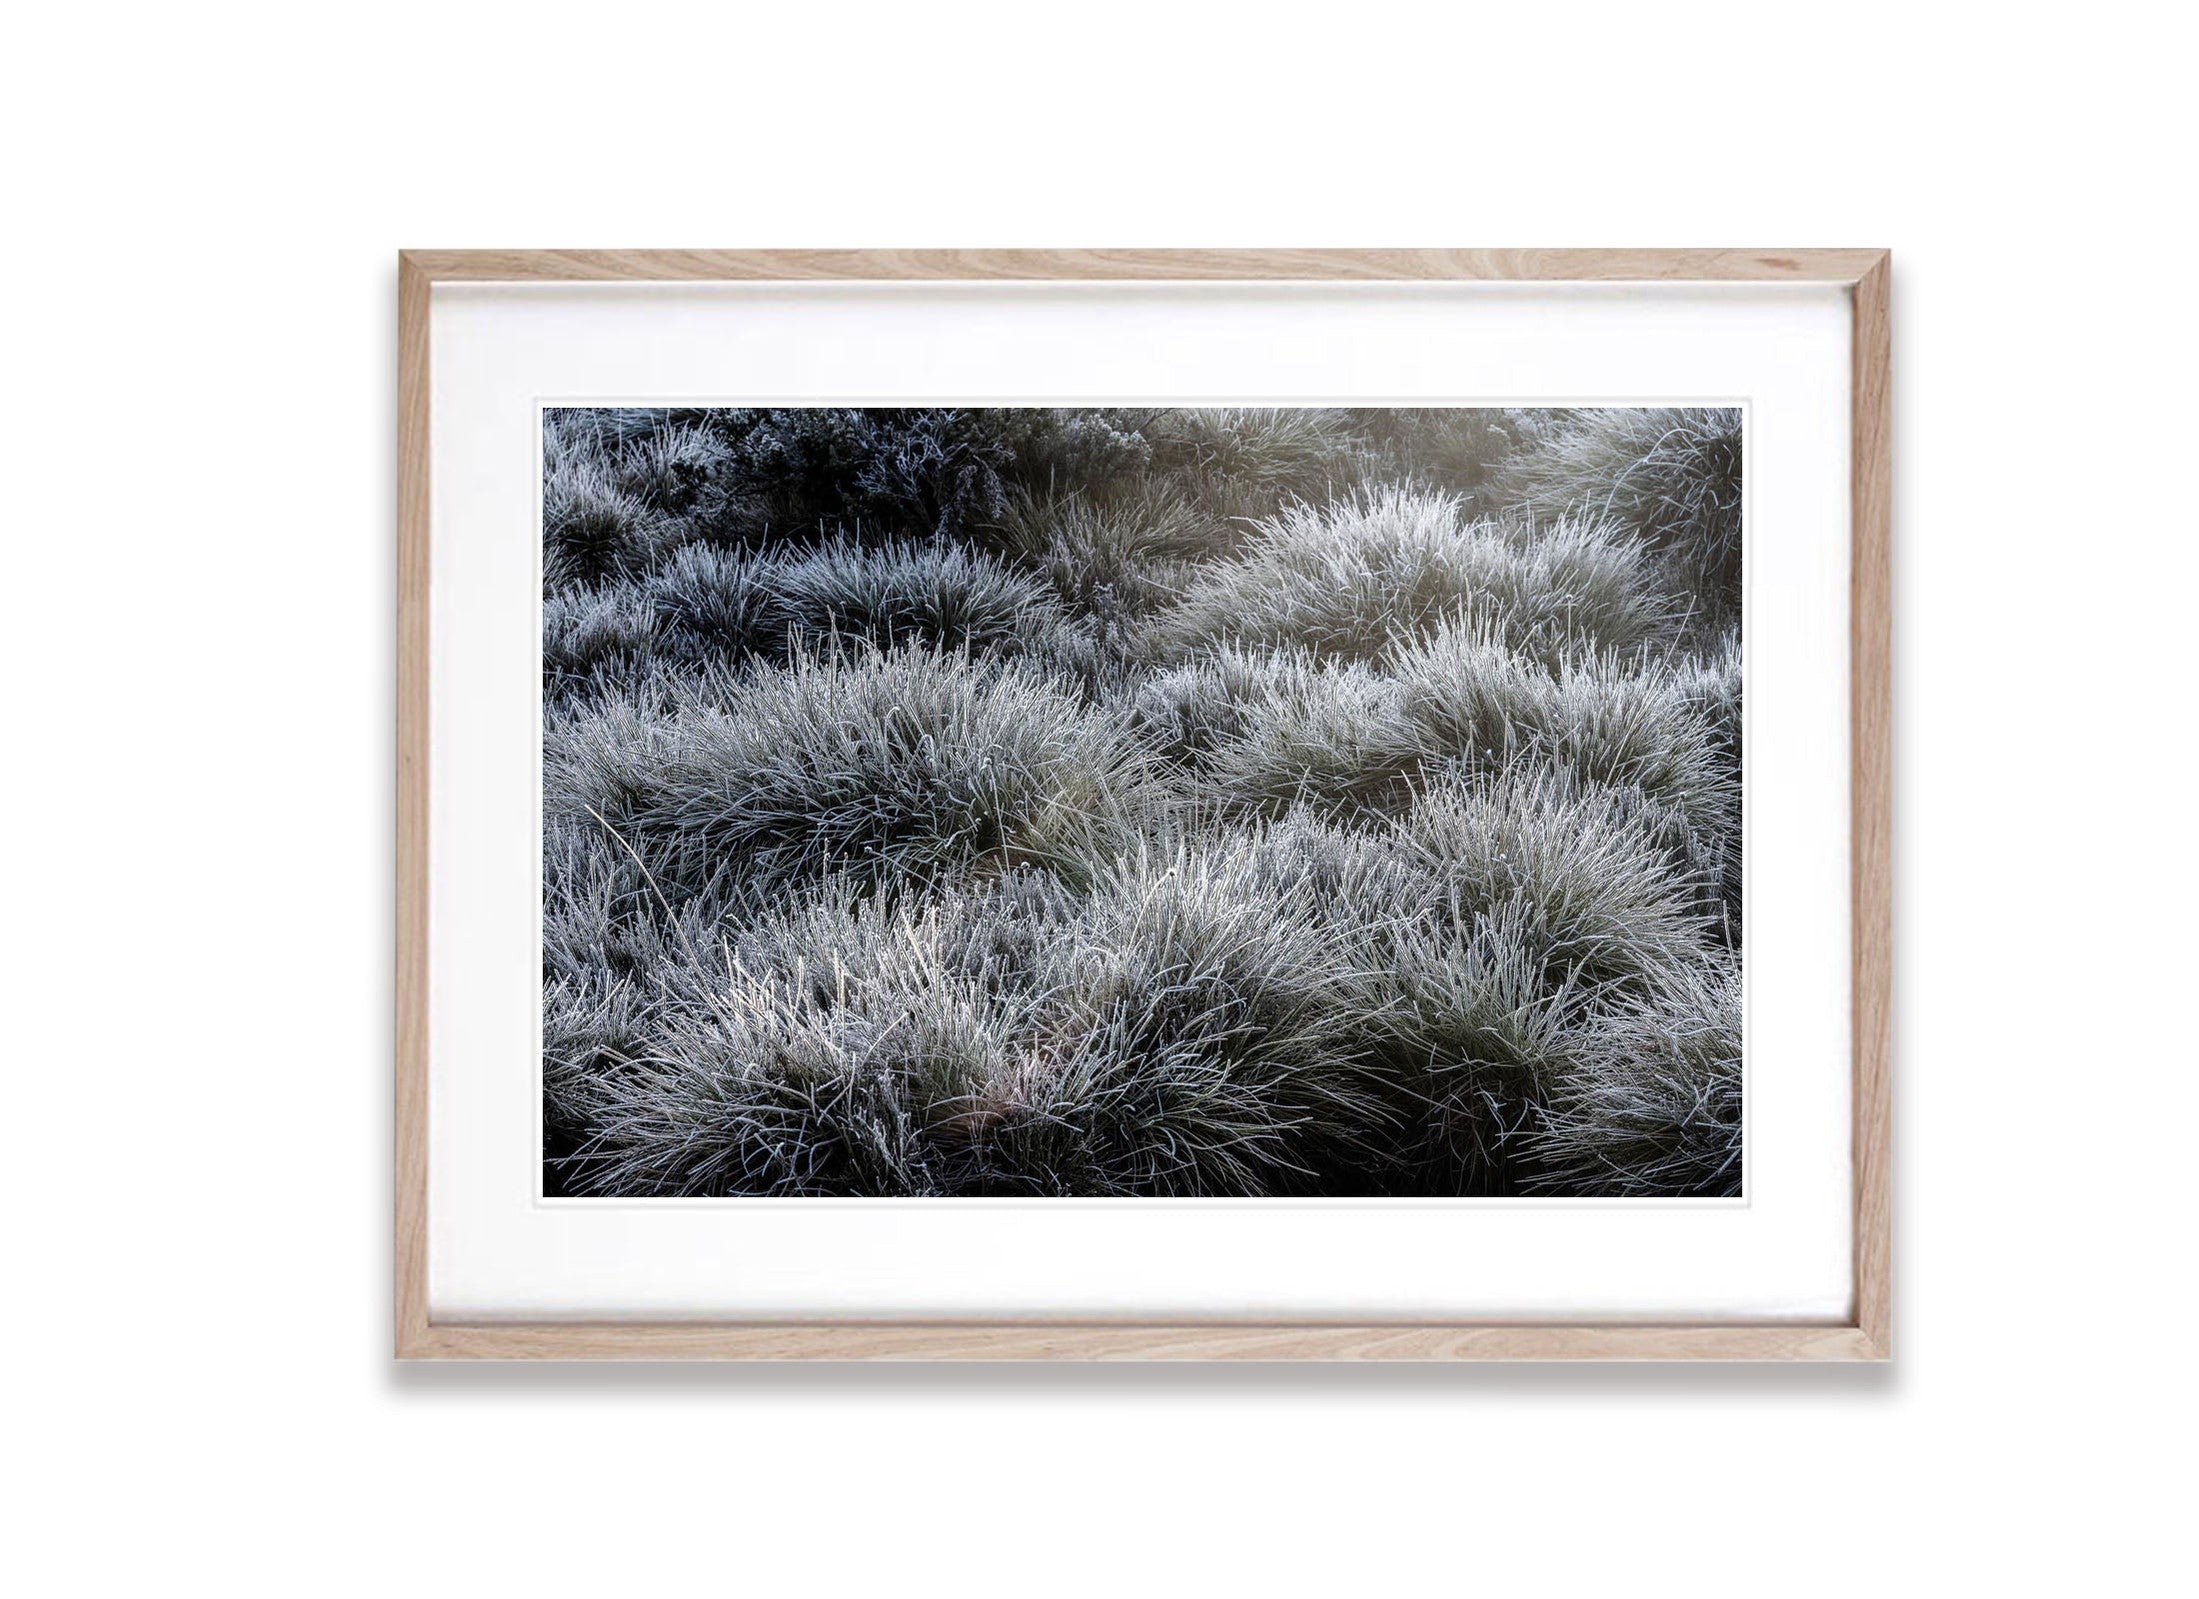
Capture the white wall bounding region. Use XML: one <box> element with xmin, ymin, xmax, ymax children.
<box><xmin>8</xmin><ymin>4</ymin><xmax>2190</xmax><ymax>1593</ymax></box>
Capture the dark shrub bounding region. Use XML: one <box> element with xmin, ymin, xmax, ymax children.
<box><xmin>704</xmin><ymin>408</ymin><xmax>1017</xmax><ymax>542</ymax></box>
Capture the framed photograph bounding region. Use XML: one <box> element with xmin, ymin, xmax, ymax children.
<box><xmin>397</xmin><ymin>249</ymin><xmax>1889</xmax><ymax>1359</ymax></box>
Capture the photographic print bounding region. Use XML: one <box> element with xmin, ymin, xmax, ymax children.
<box><xmin>541</xmin><ymin>405</ymin><xmax>1743</xmax><ymax>1200</ymax></box>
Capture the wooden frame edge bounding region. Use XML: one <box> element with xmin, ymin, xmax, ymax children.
<box><xmin>400</xmin><ymin>1321</ymin><xmax>1880</xmax><ymax>1362</ymax></box>
<box><xmin>396</xmin><ymin>254</ymin><xmax>432</xmax><ymax>1358</ymax></box>
<box><xmin>1849</xmin><ymin>252</ymin><xmax>1893</xmax><ymax>1360</ymax></box>
<box><xmin>395</xmin><ymin>249</ymin><xmax>1892</xmax><ymax>1361</ymax></box>
<box><xmin>399</xmin><ymin>246</ymin><xmax>1884</xmax><ymax>284</ymax></box>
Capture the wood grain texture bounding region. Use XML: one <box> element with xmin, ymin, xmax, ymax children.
<box><xmin>395</xmin><ymin>255</ymin><xmax>432</xmax><ymax>1357</ymax></box>
<box><xmin>400</xmin><ymin>247</ymin><xmax>1883</xmax><ymax>285</ymax></box>
<box><xmin>399</xmin><ymin>1321</ymin><xmax>1877</xmax><ymax>1362</ymax></box>
<box><xmin>393</xmin><ymin>249</ymin><xmax>1893</xmax><ymax>1360</ymax></box>
<box><xmin>1850</xmin><ymin>253</ymin><xmax>1894</xmax><ymax>1359</ymax></box>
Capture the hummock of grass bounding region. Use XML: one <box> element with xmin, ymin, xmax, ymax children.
<box><xmin>1493</xmin><ymin>406</ymin><xmax>1743</xmax><ymax>633</ymax></box>
<box><xmin>1150</xmin><ymin>486</ymin><xmax>1674</xmax><ymax>667</ymax></box>
<box><xmin>543</xmin><ymin>406</ymin><xmax>1743</xmax><ymax>1197</ymax></box>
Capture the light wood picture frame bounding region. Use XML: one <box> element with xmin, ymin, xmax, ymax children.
<box><xmin>397</xmin><ymin>249</ymin><xmax>1890</xmax><ymax>1360</ymax></box>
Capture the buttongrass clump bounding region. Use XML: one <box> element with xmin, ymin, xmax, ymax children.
<box><xmin>1343</xmin><ymin>406</ymin><xmax>1539</xmax><ymax>495</ymax></box>
<box><xmin>1128</xmin><ymin>645</ymin><xmax>1352</xmax><ymax>766</ymax></box>
<box><xmin>989</xmin><ymin>478</ymin><xmax>1228</xmax><ymax>624</ymax></box>
<box><xmin>1526</xmin><ymin>961</ymin><xmax>1743</xmax><ymax>1197</ymax></box>
<box><xmin>638</xmin><ymin>535</ymin><xmax>1071</xmax><ymax>672</ymax></box>
<box><xmin>1150</xmin><ymin>487</ymin><xmax>1672</xmax><ymax>667</ymax></box>
<box><xmin>543</xmin><ymin>585</ymin><xmax>661</xmax><ymax>706</ymax></box>
<box><xmin>570</xmin><ymin>890</ymin><xmax>1055</xmax><ymax>1197</ymax></box>
<box><xmin>1242</xmin><ymin>779</ymin><xmax>1720</xmax><ymax>1192</ymax></box>
<box><xmin>1197</xmin><ymin>658</ymin><xmax>1425</xmax><ymax>819</ymax></box>
<box><xmin>1495</xmin><ymin>406</ymin><xmax>1743</xmax><ymax>629</ymax></box>
<box><xmin>543</xmin><ymin>463</ymin><xmax>672</xmax><ymax>590</ymax></box>
<box><xmin>555</xmin><ymin>644</ymin><xmax>1151</xmax><ymax>904</ymax></box>
<box><xmin>1393</xmin><ymin>776</ymin><xmax>1712</xmax><ymax>1000</ymax></box>
<box><xmin>1164</xmin><ymin>617</ymin><xmax>1730</xmax><ymax>852</ymax></box>
<box><xmin>640</xmin><ymin>542</ymin><xmax>780</xmax><ymax>666</ymax></box>
<box><xmin>771</xmin><ymin>533</ymin><xmax>1066</xmax><ymax>659</ymax></box>
<box><xmin>1391</xmin><ymin>617</ymin><xmax>1730</xmax><ymax>834</ymax></box>
<box><xmin>991</xmin><ymin>838</ymin><xmax>1390</xmax><ymax>1195</ymax></box>
<box><xmin>1147</xmin><ymin>406</ymin><xmax>1369</xmax><ymax>518</ymax></box>
<box><xmin>542</xmin><ymin>411</ymin><xmax>696</xmax><ymax>587</ymax></box>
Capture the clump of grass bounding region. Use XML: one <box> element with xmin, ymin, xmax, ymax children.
<box><xmin>636</xmin><ymin>536</ymin><xmax>1069</xmax><ymax>671</ymax></box>
<box><xmin>544</xmin><ymin>408</ymin><xmax>786</xmax><ymax>552</ymax></box>
<box><xmin>1673</xmin><ymin>628</ymin><xmax>1743</xmax><ymax>789</ymax></box>
<box><xmin>542</xmin><ymin>463</ymin><xmax>669</xmax><ymax>589</ymax></box>
<box><xmin>1391</xmin><ymin>617</ymin><xmax>1728</xmax><ymax>830</ymax></box>
<box><xmin>1226</xmin><ymin>813</ymin><xmax>1533</xmax><ymax>1186</ymax></box>
<box><xmin>1243</xmin><ymin>778</ymin><xmax>1716</xmax><ymax>1192</ymax></box>
<box><xmin>639</xmin><ymin>542</ymin><xmax>779</xmax><ymax>665</ymax></box>
<box><xmin>571</xmin><ymin>906</ymin><xmax>1043</xmax><ymax>1197</ymax></box>
<box><xmin>991</xmin><ymin>838</ymin><xmax>1387</xmax><ymax>1195</ymax></box>
<box><xmin>610</xmin><ymin>420</ymin><xmax>735</xmax><ymax>517</ymax></box>
<box><xmin>1669</xmin><ymin>629</ymin><xmax>1744</xmax><ymax>935</ymax></box>
<box><xmin>543</xmin><ymin>585</ymin><xmax>660</xmax><ymax>705</ymax></box>
<box><xmin>1495</xmin><ymin>407</ymin><xmax>1743</xmax><ymax>626</ymax></box>
<box><xmin>772</xmin><ymin>534</ymin><xmax>1065</xmax><ymax>659</ymax></box>
<box><xmin>544</xmin><ymin>697</ymin><xmax>685</xmax><ymax>846</ymax></box>
<box><xmin>1526</xmin><ymin>961</ymin><xmax>1742</xmax><ymax>1196</ymax></box>
<box><xmin>1467</xmin><ymin>512</ymin><xmax>1677</xmax><ymax>664</ymax></box>
<box><xmin>1198</xmin><ymin>658</ymin><xmax>1424</xmax><ymax>818</ymax></box>
<box><xmin>1370</xmin><ymin>893</ymin><xmax>1589</xmax><ymax>1190</ymax></box>
<box><xmin>1163</xmin><ymin>617</ymin><xmax>1728</xmax><ymax>854</ymax></box>
<box><xmin>1343</xmin><ymin>406</ymin><xmax>1535</xmax><ymax>494</ymax></box>
<box><xmin>540</xmin><ymin>814</ymin><xmax>734</xmax><ymax>1188</ymax></box>
<box><xmin>541</xmin><ymin>411</ymin><xmax>695</xmax><ymax>587</ymax></box>
<box><xmin>1147</xmin><ymin>406</ymin><xmax>1367</xmax><ymax>518</ymax></box>
<box><xmin>1394</xmin><ymin>776</ymin><xmax>1712</xmax><ymax>999</ymax></box>
<box><xmin>1127</xmin><ymin>645</ymin><xmax>1333</xmax><ymax>764</ymax></box>
<box><xmin>1150</xmin><ymin>487</ymin><xmax>1670</xmax><ymax>667</ymax></box>
<box><xmin>990</xmin><ymin>479</ymin><xmax>1226</xmax><ymax>624</ymax></box>
<box><xmin>567</xmin><ymin>645</ymin><xmax>1150</xmax><ymax>901</ymax></box>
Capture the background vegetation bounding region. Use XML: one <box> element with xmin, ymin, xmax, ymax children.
<box><xmin>543</xmin><ymin>405</ymin><xmax>1743</xmax><ymax>1197</ymax></box>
